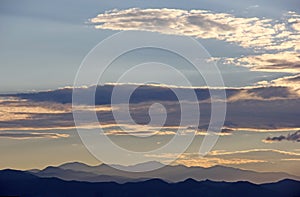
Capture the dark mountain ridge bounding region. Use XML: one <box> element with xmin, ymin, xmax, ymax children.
<box><xmin>1</xmin><ymin>169</ymin><xmax>300</xmax><ymax>197</ymax></box>
<box><xmin>33</xmin><ymin>161</ymin><xmax>300</xmax><ymax>184</ymax></box>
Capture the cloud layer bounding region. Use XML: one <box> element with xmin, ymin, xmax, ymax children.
<box><xmin>146</xmin><ymin>148</ymin><xmax>300</xmax><ymax>168</ymax></box>
<box><xmin>1</xmin><ymin>84</ymin><xmax>299</xmax><ymax>132</ymax></box>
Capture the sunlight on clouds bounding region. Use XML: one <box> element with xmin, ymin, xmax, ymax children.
<box><xmin>90</xmin><ymin>8</ymin><xmax>300</xmax><ymax>51</ymax></box>
<box><xmin>208</xmin><ymin>149</ymin><xmax>300</xmax><ymax>156</ymax></box>
<box><xmin>266</xmin><ymin>74</ymin><xmax>300</xmax><ymax>96</ymax></box>
<box><xmin>0</xmin><ymin>97</ymin><xmax>71</xmax><ymax>122</ymax></box>
<box><xmin>0</xmin><ymin>132</ymin><xmax>69</xmax><ymax>139</ymax></box>
<box><xmin>145</xmin><ymin>153</ymin><xmax>266</xmax><ymax>167</ymax></box>
<box><xmin>281</xmin><ymin>158</ymin><xmax>300</xmax><ymax>161</ymax></box>
<box><xmin>175</xmin><ymin>157</ymin><xmax>266</xmax><ymax>168</ymax></box>
<box><xmin>225</xmin><ymin>127</ymin><xmax>300</xmax><ymax>133</ymax></box>
<box><xmin>225</xmin><ymin>51</ymin><xmax>300</xmax><ymax>73</ymax></box>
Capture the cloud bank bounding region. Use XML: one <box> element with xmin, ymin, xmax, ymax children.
<box><xmin>0</xmin><ymin>84</ymin><xmax>299</xmax><ymax>132</ymax></box>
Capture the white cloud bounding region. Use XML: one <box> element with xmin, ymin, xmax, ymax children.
<box><xmin>225</xmin><ymin>51</ymin><xmax>300</xmax><ymax>73</ymax></box>
<box><xmin>90</xmin><ymin>8</ymin><xmax>300</xmax><ymax>51</ymax></box>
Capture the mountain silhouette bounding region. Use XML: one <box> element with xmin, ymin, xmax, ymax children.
<box><xmin>33</xmin><ymin>161</ymin><xmax>300</xmax><ymax>184</ymax></box>
<box><xmin>1</xmin><ymin>169</ymin><xmax>300</xmax><ymax>197</ymax></box>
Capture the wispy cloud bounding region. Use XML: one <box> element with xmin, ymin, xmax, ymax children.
<box><xmin>145</xmin><ymin>153</ymin><xmax>266</xmax><ymax>167</ymax></box>
<box><xmin>102</xmin><ymin>125</ymin><xmax>231</xmax><ymax>136</ymax></box>
<box><xmin>146</xmin><ymin>148</ymin><xmax>300</xmax><ymax>168</ymax></box>
<box><xmin>0</xmin><ymin>132</ymin><xmax>69</xmax><ymax>139</ymax></box>
<box><xmin>175</xmin><ymin>157</ymin><xmax>266</xmax><ymax>168</ymax></box>
<box><xmin>208</xmin><ymin>149</ymin><xmax>300</xmax><ymax>156</ymax></box>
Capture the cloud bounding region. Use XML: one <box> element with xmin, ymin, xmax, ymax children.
<box><xmin>146</xmin><ymin>148</ymin><xmax>300</xmax><ymax>168</ymax></box>
<box><xmin>145</xmin><ymin>153</ymin><xmax>266</xmax><ymax>167</ymax></box>
<box><xmin>1</xmin><ymin>84</ymin><xmax>300</xmax><ymax>131</ymax></box>
<box><xmin>0</xmin><ymin>97</ymin><xmax>71</xmax><ymax>122</ymax></box>
<box><xmin>175</xmin><ymin>157</ymin><xmax>266</xmax><ymax>168</ymax></box>
<box><xmin>225</xmin><ymin>127</ymin><xmax>300</xmax><ymax>133</ymax></box>
<box><xmin>262</xmin><ymin>74</ymin><xmax>300</xmax><ymax>96</ymax></box>
<box><xmin>203</xmin><ymin>149</ymin><xmax>300</xmax><ymax>166</ymax></box>
<box><xmin>0</xmin><ymin>132</ymin><xmax>69</xmax><ymax>139</ymax></box>
<box><xmin>90</xmin><ymin>8</ymin><xmax>300</xmax><ymax>51</ymax></box>
<box><xmin>102</xmin><ymin>124</ymin><xmax>232</xmax><ymax>136</ymax></box>
<box><xmin>263</xmin><ymin>131</ymin><xmax>300</xmax><ymax>143</ymax></box>
<box><xmin>281</xmin><ymin>158</ymin><xmax>300</xmax><ymax>161</ymax></box>
<box><xmin>225</xmin><ymin>51</ymin><xmax>300</xmax><ymax>73</ymax></box>
<box><xmin>208</xmin><ymin>149</ymin><xmax>300</xmax><ymax>156</ymax></box>
<box><xmin>287</xmin><ymin>11</ymin><xmax>300</xmax><ymax>50</ymax></box>
<box><xmin>10</xmin><ymin>84</ymin><xmax>299</xmax><ymax>104</ymax></box>
<box><xmin>227</xmin><ymin>86</ymin><xmax>298</xmax><ymax>102</ymax></box>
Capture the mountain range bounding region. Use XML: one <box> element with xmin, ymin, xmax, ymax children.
<box><xmin>1</xmin><ymin>169</ymin><xmax>300</xmax><ymax>197</ymax></box>
<box><xmin>30</xmin><ymin>161</ymin><xmax>300</xmax><ymax>184</ymax></box>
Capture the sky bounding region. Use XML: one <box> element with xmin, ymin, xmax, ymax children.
<box><xmin>0</xmin><ymin>0</ymin><xmax>300</xmax><ymax>176</ymax></box>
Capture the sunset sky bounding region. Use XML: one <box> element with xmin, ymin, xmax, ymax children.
<box><xmin>0</xmin><ymin>0</ymin><xmax>299</xmax><ymax>177</ymax></box>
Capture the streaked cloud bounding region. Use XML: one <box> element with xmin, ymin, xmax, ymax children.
<box><xmin>146</xmin><ymin>153</ymin><xmax>266</xmax><ymax>168</ymax></box>
<box><xmin>175</xmin><ymin>157</ymin><xmax>266</xmax><ymax>168</ymax></box>
<box><xmin>209</xmin><ymin>149</ymin><xmax>300</xmax><ymax>156</ymax></box>
<box><xmin>1</xmin><ymin>84</ymin><xmax>299</xmax><ymax>131</ymax></box>
<box><xmin>102</xmin><ymin>124</ymin><xmax>231</xmax><ymax>136</ymax></box>
<box><xmin>225</xmin><ymin>127</ymin><xmax>300</xmax><ymax>133</ymax></box>
<box><xmin>0</xmin><ymin>97</ymin><xmax>71</xmax><ymax>122</ymax></box>
<box><xmin>281</xmin><ymin>158</ymin><xmax>300</xmax><ymax>161</ymax></box>
<box><xmin>0</xmin><ymin>132</ymin><xmax>69</xmax><ymax>139</ymax></box>
<box><xmin>146</xmin><ymin>148</ymin><xmax>300</xmax><ymax>168</ymax></box>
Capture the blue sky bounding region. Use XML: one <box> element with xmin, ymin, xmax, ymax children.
<box><xmin>1</xmin><ymin>0</ymin><xmax>299</xmax><ymax>92</ymax></box>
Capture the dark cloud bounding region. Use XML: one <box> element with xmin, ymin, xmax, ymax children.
<box><xmin>186</xmin><ymin>15</ymin><xmax>233</xmax><ymax>31</ymax></box>
<box><xmin>7</xmin><ymin>84</ymin><xmax>297</xmax><ymax>105</ymax></box>
<box><xmin>1</xmin><ymin>84</ymin><xmax>299</xmax><ymax>131</ymax></box>
<box><xmin>264</xmin><ymin>131</ymin><xmax>300</xmax><ymax>143</ymax></box>
<box><xmin>246</xmin><ymin>87</ymin><xmax>294</xmax><ymax>99</ymax></box>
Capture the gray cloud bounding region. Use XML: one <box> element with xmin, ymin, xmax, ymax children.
<box><xmin>1</xmin><ymin>84</ymin><xmax>299</xmax><ymax>131</ymax></box>
<box><xmin>8</xmin><ymin>84</ymin><xmax>298</xmax><ymax>104</ymax></box>
<box><xmin>264</xmin><ymin>131</ymin><xmax>300</xmax><ymax>143</ymax></box>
